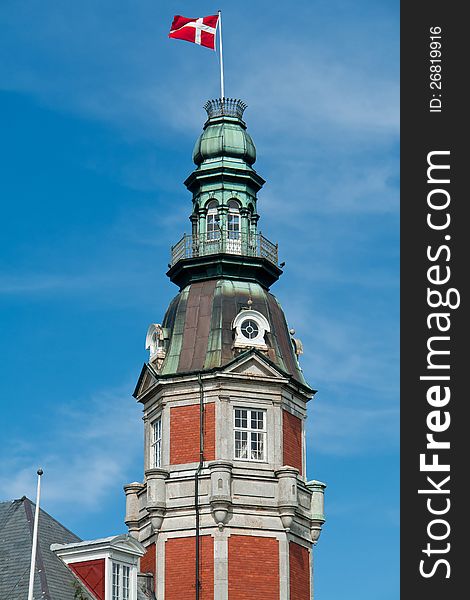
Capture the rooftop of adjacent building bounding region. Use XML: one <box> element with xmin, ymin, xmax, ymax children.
<box><xmin>0</xmin><ymin>498</ymin><xmax>154</xmax><ymax>600</ymax></box>
<box><xmin>0</xmin><ymin>497</ymin><xmax>82</xmax><ymax>600</ymax></box>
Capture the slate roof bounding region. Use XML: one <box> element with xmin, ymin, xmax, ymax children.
<box><xmin>0</xmin><ymin>497</ymin><xmax>82</xmax><ymax>600</ymax></box>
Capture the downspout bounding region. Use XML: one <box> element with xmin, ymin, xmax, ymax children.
<box><xmin>195</xmin><ymin>372</ymin><xmax>205</xmax><ymax>600</ymax></box>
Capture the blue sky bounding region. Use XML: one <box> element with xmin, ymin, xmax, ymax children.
<box><xmin>0</xmin><ymin>1</ymin><xmax>399</xmax><ymax>598</ymax></box>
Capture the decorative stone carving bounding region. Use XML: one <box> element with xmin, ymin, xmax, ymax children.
<box><xmin>276</xmin><ymin>466</ymin><xmax>299</xmax><ymax>531</ymax></box>
<box><xmin>208</xmin><ymin>460</ymin><xmax>233</xmax><ymax>529</ymax></box>
<box><xmin>307</xmin><ymin>480</ymin><xmax>327</xmax><ymax>544</ymax></box>
<box><xmin>145</xmin><ymin>468</ymin><xmax>169</xmax><ymax>533</ymax></box>
<box><xmin>123</xmin><ymin>482</ymin><xmax>145</xmax><ymax>537</ymax></box>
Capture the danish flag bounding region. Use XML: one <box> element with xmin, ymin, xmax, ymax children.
<box><xmin>168</xmin><ymin>15</ymin><xmax>219</xmax><ymax>50</ymax></box>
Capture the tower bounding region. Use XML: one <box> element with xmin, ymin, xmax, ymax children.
<box><xmin>124</xmin><ymin>99</ymin><xmax>326</xmax><ymax>599</ymax></box>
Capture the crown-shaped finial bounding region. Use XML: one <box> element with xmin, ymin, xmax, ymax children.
<box><xmin>204</xmin><ymin>98</ymin><xmax>247</xmax><ymax>120</ymax></box>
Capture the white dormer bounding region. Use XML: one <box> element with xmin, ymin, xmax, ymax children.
<box><xmin>145</xmin><ymin>323</ymin><xmax>167</xmax><ymax>369</ymax></box>
<box><xmin>232</xmin><ymin>309</ymin><xmax>270</xmax><ymax>350</ymax></box>
<box><xmin>52</xmin><ymin>534</ymin><xmax>145</xmax><ymax>600</ymax></box>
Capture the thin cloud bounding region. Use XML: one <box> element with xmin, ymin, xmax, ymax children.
<box><xmin>0</xmin><ymin>3</ymin><xmax>398</xmax><ymax>143</ymax></box>
<box><xmin>0</xmin><ymin>386</ymin><xmax>142</xmax><ymax>510</ymax></box>
<box><xmin>307</xmin><ymin>402</ymin><xmax>398</xmax><ymax>456</ymax></box>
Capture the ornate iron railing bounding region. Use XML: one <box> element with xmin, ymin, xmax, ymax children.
<box><xmin>170</xmin><ymin>232</ymin><xmax>278</xmax><ymax>267</ymax></box>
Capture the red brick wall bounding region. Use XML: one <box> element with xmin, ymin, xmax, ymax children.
<box><xmin>165</xmin><ymin>536</ymin><xmax>214</xmax><ymax>600</ymax></box>
<box><xmin>69</xmin><ymin>559</ymin><xmax>105</xmax><ymax>600</ymax></box>
<box><xmin>228</xmin><ymin>535</ymin><xmax>279</xmax><ymax>600</ymax></box>
<box><xmin>170</xmin><ymin>402</ymin><xmax>215</xmax><ymax>464</ymax></box>
<box><xmin>283</xmin><ymin>409</ymin><xmax>303</xmax><ymax>475</ymax></box>
<box><xmin>140</xmin><ymin>543</ymin><xmax>156</xmax><ymax>590</ymax></box>
<box><xmin>289</xmin><ymin>542</ymin><xmax>311</xmax><ymax>600</ymax></box>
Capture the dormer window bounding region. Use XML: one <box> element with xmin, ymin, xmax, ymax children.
<box><xmin>52</xmin><ymin>534</ymin><xmax>145</xmax><ymax>600</ymax></box>
<box><xmin>145</xmin><ymin>324</ymin><xmax>167</xmax><ymax>370</ymax></box>
<box><xmin>232</xmin><ymin>309</ymin><xmax>270</xmax><ymax>349</ymax></box>
<box><xmin>112</xmin><ymin>561</ymin><xmax>130</xmax><ymax>600</ymax></box>
<box><xmin>241</xmin><ymin>319</ymin><xmax>259</xmax><ymax>339</ymax></box>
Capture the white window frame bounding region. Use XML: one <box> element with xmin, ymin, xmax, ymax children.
<box><xmin>112</xmin><ymin>561</ymin><xmax>130</xmax><ymax>600</ymax></box>
<box><xmin>206</xmin><ymin>201</ymin><xmax>220</xmax><ymax>241</ymax></box>
<box><xmin>233</xmin><ymin>407</ymin><xmax>267</xmax><ymax>462</ymax></box>
<box><xmin>232</xmin><ymin>309</ymin><xmax>270</xmax><ymax>348</ymax></box>
<box><xmin>227</xmin><ymin>201</ymin><xmax>241</xmax><ymax>241</ymax></box>
<box><xmin>151</xmin><ymin>416</ymin><xmax>162</xmax><ymax>468</ymax></box>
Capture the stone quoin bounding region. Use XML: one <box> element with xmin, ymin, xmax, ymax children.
<box><xmin>124</xmin><ymin>98</ymin><xmax>326</xmax><ymax>599</ymax></box>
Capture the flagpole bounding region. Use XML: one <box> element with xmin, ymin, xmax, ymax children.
<box><xmin>218</xmin><ymin>10</ymin><xmax>225</xmax><ymax>100</ymax></box>
<box><xmin>28</xmin><ymin>468</ymin><xmax>43</xmax><ymax>600</ymax></box>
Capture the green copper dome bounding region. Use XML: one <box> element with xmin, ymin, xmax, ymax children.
<box><xmin>192</xmin><ymin>99</ymin><xmax>256</xmax><ymax>166</ymax></box>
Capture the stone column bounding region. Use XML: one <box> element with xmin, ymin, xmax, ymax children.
<box><xmin>214</xmin><ymin>529</ymin><xmax>228</xmax><ymax>600</ymax></box>
<box><xmin>199</xmin><ymin>207</ymin><xmax>207</xmax><ymax>255</ymax></box>
<box><xmin>190</xmin><ymin>213</ymin><xmax>198</xmax><ymax>256</ymax></box>
<box><xmin>219</xmin><ymin>206</ymin><xmax>228</xmax><ymax>253</ymax></box>
<box><xmin>240</xmin><ymin>207</ymin><xmax>250</xmax><ymax>254</ymax></box>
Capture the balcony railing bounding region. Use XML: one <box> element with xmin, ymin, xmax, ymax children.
<box><xmin>170</xmin><ymin>232</ymin><xmax>278</xmax><ymax>268</ymax></box>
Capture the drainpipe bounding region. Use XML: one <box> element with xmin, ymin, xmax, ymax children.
<box><xmin>195</xmin><ymin>373</ymin><xmax>205</xmax><ymax>600</ymax></box>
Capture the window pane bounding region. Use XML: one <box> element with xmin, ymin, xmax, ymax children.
<box><xmin>250</xmin><ymin>432</ymin><xmax>265</xmax><ymax>460</ymax></box>
<box><xmin>227</xmin><ymin>214</ymin><xmax>240</xmax><ymax>239</ymax></box>
<box><xmin>123</xmin><ymin>565</ymin><xmax>130</xmax><ymax>600</ymax></box>
<box><xmin>234</xmin><ymin>408</ymin><xmax>266</xmax><ymax>462</ymax></box>
<box><xmin>207</xmin><ymin>214</ymin><xmax>220</xmax><ymax>240</ymax></box>
<box><xmin>153</xmin><ymin>418</ymin><xmax>161</xmax><ymax>443</ymax></box>
<box><xmin>241</xmin><ymin>319</ymin><xmax>259</xmax><ymax>340</ymax></box>
<box><xmin>251</xmin><ymin>410</ymin><xmax>264</xmax><ymax>430</ymax></box>
<box><xmin>112</xmin><ymin>563</ymin><xmax>120</xmax><ymax>600</ymax></box>
<box><xmin>235</xmin><ymin>430</ymin><xmax>248</xmax><ymax>459</ymax></box>
<box><xmin>235</xmin><ymin>409</ymin><xmax>247</xmax><ymax>429</ymax></box>
<box><xmin>152</xmin><ymin>418</ymin><xmax>162</xmax><ymax>468</ymax></box>
<box><xmin>155</xmin><ymin>440</ymin><xmax>161</xmax><ymax>468</ymax></box>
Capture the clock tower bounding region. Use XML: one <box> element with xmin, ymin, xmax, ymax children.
<box><xmin>124</xmin><ymin>98</ymin><xmax>326</xmax><ymax>599</ymax></box>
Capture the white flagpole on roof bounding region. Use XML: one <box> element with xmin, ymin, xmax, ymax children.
<box><xmin>27</xmin><ymin>468</ymin><xmax>43</xmax><ymax>600</ymax></box>
<box><xmin>218</xmin><ymin>10</ymin><xmax>225</xmax><ymax>99</ymax></box>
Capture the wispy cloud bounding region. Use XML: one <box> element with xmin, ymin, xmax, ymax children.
<box><xmin>0</xmin><ymin>273</ymin><xmax>109</xmax><ymax>295</ymax></box>
<box><xmin>0</xmin><ymin>386</ymin><xmax>142</xmax><ymax>511</ymax></box>
<box><xmin>0</xmin><ymin>3</ymin><xmax>398</xmax><ymax>143</ymax></box>
<box><xmin>307</xmin><ymin>402</ymin><xmax>398</xmax><ymax>456</ymax></box>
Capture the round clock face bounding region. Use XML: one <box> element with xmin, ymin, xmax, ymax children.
<box><xmin>240</xmin><ymin>319</ymin><xmax>259</xmax><ymax>340</ymax></box>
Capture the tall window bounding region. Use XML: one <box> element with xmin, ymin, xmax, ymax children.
<box><xmin>206</xmin><ymin>201</ymin><xmax>219</xmax><ymax>240</ymax></box>
<box><xmin>122</xmin><ymin>565</ymin><xmax>130</xmax><ymax>600</ymax></box>
<box><xmin>112</xmin><ymin>562</ymin><xmax>120</xmax><ymax>600</ymax></box>
<box><xmin>234</xmin><ymin>408</ymin><xmax>266</xmax><ymax>461</ymax></box>
<box><xmin>112</xmin><ymin>562</ymin><xmax>130</xmax><ymax>600</ymax></box>
<box><xmin>151</xmin><ymin>417</ymin><xmax>162</xmax><ymax>468</ymax></box>
<box><xmin>227</xmin><ymin>200</ymin><xmax>240</xmax><ymax>240</ymax></box>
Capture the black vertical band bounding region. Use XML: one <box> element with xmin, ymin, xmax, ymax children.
<box><xmin>401</xmin><ymin>3</ymin><xmax>465</xmax><ymax>597</ymax></box>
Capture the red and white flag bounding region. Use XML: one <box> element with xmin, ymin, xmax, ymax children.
<box><xmin>168</xmin><ymin>14</ymin><xmax>219</xmax><ymax>50</ymax></box>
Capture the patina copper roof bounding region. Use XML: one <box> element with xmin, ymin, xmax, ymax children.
<box><xmin>159</xmin><ymin>278</ymin><xmax>309</xmax><ymax>388</ymax></box>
